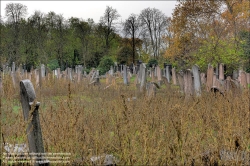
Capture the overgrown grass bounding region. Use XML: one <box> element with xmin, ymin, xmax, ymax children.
<box><xmin>1</xmin><ymin>74</ymin><xmax>250</xmax><ymax>165</ymax></box>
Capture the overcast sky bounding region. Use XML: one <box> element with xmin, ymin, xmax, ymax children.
<box><xmin>1</xmin><ymin>1</ymin><xmax>178</xmax><ymax>23</ymax></box>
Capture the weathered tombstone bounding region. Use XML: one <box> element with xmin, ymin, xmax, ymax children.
<box><xmin>110</xmin><ymin>66</ymin><xmax>114</xmax><ymax>76</ymax></box>
<box><xmin>0</xmin><ymin>75</ymin><xmax>2</xmax><ymax>94</ymax></box>
<box><xmin>151</xmin><ymin>67</ymin><xmax>155</xmax><ymax>82</ymax></box>
<box><xmin>57</xmin><ymin>68</ymin><xmax>61</xmax><ymax>79</ymax></box>
<box><xmin>39</xmin><ymin>68</ymin><xmax>42</xmax><ymax>87</ymax></box>
<box><xmin>146</xmin><ymin>82</ymin><xmax>156</xmax><ymax>98</ymax></box>
<box><xmin>20</xmin><ymin>80</ymin><xmax>47</xmax><ymax>165</ymax></box>
<box><xmin>192</xmin><ymin>65</ymin><xmax>201</xmax><ymax>96</ymax></box>
<box><xmin>206</xmin><ymin>64</ymin><xmax>214</xmax><ymax>92</ymax></box>
<box><xmin>183</xmin><ymin>70</ymin><xmax>193</xmax><ymax>97</ymax></box>
<box><xmin>123</xmin><ymin>65</ymin><xmax>128</xmax><ymax>85</ymax></box>
<box><xmin>11</xmin><ymin>62</ymin><xmax>16</xmax><ymax>88</ymax></box>
<box><xmin>215</xmin><ymin>64</ymin><xmax>219</xmax><ymax>79</ymax></box>
<box><xmin>200</xmin><ymin>73</ymin><xmax>206</xmax><ymax>85</ymax></box>
<box><xmin>177</xmin><ymin>73</ymin><xmax>184</xmax><ymax>92</ymax></box>
<box><xmin>239</xmin><ymin>70</ymin><xmax>247</xmax><ymax>88</ymax></box>
<box><xmin>41</xmin><ymin>64</ymin><xmax>45</xmax><ymax>78</ymax></box>
<box><xmin>12</xmin><ymin>62</ymin><xmax>15</xmax><ymax>73</ymax></box>
<box><xmin>246</xmin><ymin>73</ymin><xmax>250</xmax><ymax>86</ymax></box>
<box><xmin>156</xmin><ymin>66</ymin><xmax>162</xmax><ymax>83</ymax></box>
<box><xmin>219</xmin><ymin>63</ymin><xmax>224</xmax><ymax>80</ymax></box>
<box><xmin>165</xmin><ymin>66</ymin><xmax>171</xmax><ymax>83</ymax></box>
<box><xmin>140</xmin><ymin>63</ymin><xmax>147</xmax><ymax>93</ymax></box>
<box><xmin>172</xmin><ymin>67</ymin><xmax>177</xmax><ymax>85</ymax></box>
<box><xmin>233</xmin><ymin>70</ymin><xmax>239</xmax><ymax>80</ymax></box>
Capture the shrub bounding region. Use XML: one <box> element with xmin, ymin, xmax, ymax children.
<box><xmin>47</xmin><ymin>59</ymin><xmax>59</xmax><ymax>71</ymax></box>
<box><xmin>147</xmin><ymin>58</ymin><xmax>158</xmax><ymax>68</ymax></box>
<box><xmin>97</xmin><ymin>56</ymin><xmax>114</xmax><ymax>75</ymax></box>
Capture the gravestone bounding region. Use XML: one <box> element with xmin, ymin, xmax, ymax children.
<box><xmin>239</xmin><ymin>70</ymin><xmax>247</xmax><ymax>88</ymax></box>
<box><xmin>165</xmin><ymin>66</ymin><xmax>171</xmax><ymax>83</ymax></box>
<box><xmin>11</xmin><ymin>62</ymin><xmax>16</xmax><ymax>88</ymax></box>
<box><xmin>156</xmin><ymin>66</ymin><xmax>162</xmax><ymax>83</ymax></box>
<box><xmin>183</xmin><ymin>70</ymin><xmax>193</xmax><ymax>97</ymax></box>
<box><xmin>0</xmin><ymin>75</ymin><xmax>2</xmax><ymax>94</ymax></box>
<box><xmin>123</xmin><ymin>65</ymin><xmax>128</xmax><ymax>85</ymax></box>
<box><xmin>177</xmin><ymin>73</ymin><xmax>184</xmax><ymax>92</ymax></box>
<box><xmin>246</xmin><ymin>73</ymin><xmax>250</xmax><ymax>86</ymax></box>
<box><xmin>172</xmin><ymin>68</ymin><xmax>177</xmax><ymax>85</ymax></box>
<box><xmin>200</xmin><ymin>73</ymin><xmax>206</xmax><ymax>85</ymax></box>
<box><xmin>140</xmin><ymin>63</ymin><xmax>147</xmax><ymax>93</ymax></box>
<box><xmin>151</xmin><ymin>67</ymin><xmax>155</xmax><ymax>82</ymax></box>
<box><xmin>206</xmin><ymin>64</ymin><xmax>214</xmax><ymax>92</ymax></box>
<box><xmin>219</xmin><ymin>63</ymin><xmax>224</xmax><ymax>80</ymax></box>
<box><xmin>57</xmin><ymin>68</ymin><xmax>61</xmax><ymax>79</ymax></box>
<box><xmin>110</xmin><ymin>66</ymin><xmax>114</xmax><ymax>76</ymax></box>
<box><xmin>41</xmin><ymin>64</ymin><xmax>45</xmax><ymax>78</ymax></box>
<box><xmin>215</xmin><ymin>64</ymin><xmax>219</xmax><ymax>79</ymax></box>
<box><xmin>233</xmin><ymin>70</ymin><xmax>239</xmax><ymax>80</ymax></box>
<box><xmin>20</xmin><ymin>80</ymin><xmax>47</xmax><ymax>165</ymax></box>
<box><xmin>192</xmin><ymin>65</ymin><xmax>201</xmax><ymax>96</ymax></box>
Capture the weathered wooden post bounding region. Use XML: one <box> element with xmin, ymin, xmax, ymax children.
<box><xmin>20</xmin><ymin>79</ymin><xmax>47</xmax><ymax>165</ymax></box>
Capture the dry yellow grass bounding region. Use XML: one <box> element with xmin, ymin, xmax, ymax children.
<box><xmin>1</xmin><ymin>74</ymin><xmax>250</xmax><ymax>165</ymax></box>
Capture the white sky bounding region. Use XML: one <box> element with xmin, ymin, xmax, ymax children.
<box><xmin>1</xmin><ymin>1</ymin><xmax>178</xmax><ymax>23</ymax></box>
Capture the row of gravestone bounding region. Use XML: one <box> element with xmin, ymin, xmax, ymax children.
<box><xmin>1</xmin><ymin>62</ymin><xmax>249</xmax><ymax>97</ymax></box>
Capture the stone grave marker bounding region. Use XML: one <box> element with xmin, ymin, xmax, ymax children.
<box><xmin>20</xmin><ymin>79</ymin><xmax>48</xmax><ymax>165</ymax></box>
<box><xmin>123</xmin><ymin>65</ymin><xmax>128</xmax><ymax>85</ymax></box>
<box><xmin>140</xmin><ymin>63</ymin><xmax>147</xmax><ymax>93</ymax></box>
<box><xmin>172</xmin><ymin>68</ymin><xmax>177</xmax><ymax>85</ymax></box>
<box><xmin>192</xmin><ymin>65</ymin><xmax>201</xmax><ymax>96</ymax></box>
<box><xmin>183</xmin><ymin>69</ymin><xmax>193</xmax><ymax>97</ymax></box>
<box><xmin>233</xmin><ymin>70</ymin><xmax>238</xmax><ymax>80</ymax></box>
<box><xmin>219</xmin><ymin>63</ymin><xmax>224</xmax><ymax>80</ymax></box>
<box><xmin>206</xmin><ymin>64</ymin><xmax>214</xmax><ymax>92</ymax></box>
<box><xmin>177</xmin><ymin>73</ymin><xmax>184</xmax><ymax>92</ymax></box>
<box><xmin>165</xmin><ymin>65</ymin><xmax>171</xmax><ymax>83</ymax></box>
<box><xmin>156</xmin><ymin>66</ymin><xmax>162</xmax><ymax>83</ymax></box>
<box><xmin>246</xmin><ymin>73</ymin><xmax>250</xmax><ymax>86</ymax></box>
<box><xmin>200</xmin><ymin>73</ymin><xmax>206</xmax><ymax>85</ymax></box>
<box><xmin>239</xmin><ymin>70</ymin><xmax>247</xmax><ymax>88</ymax></box>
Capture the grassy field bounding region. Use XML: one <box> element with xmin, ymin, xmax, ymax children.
<box><xmin>1</xmin><ymin>74</ymin><xmax>250</xmax><ymax>165</ymax></box>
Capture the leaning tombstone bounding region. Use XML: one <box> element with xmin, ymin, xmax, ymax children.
<box><xmin>192</xmin><ymin>65</ymin><xmax>201</xmax><ymax>96</ymax></box>
<box><xmin>20</xmin><ymin>80</ymin><xmax>48</xmax><ymax>165</ymax></box>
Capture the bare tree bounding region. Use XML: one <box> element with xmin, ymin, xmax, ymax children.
<box><xmin>99</xmin><ymin>6</ymin><xmax>120</xmax><ymax>52</ymax></box>
<box><xmin>123</xmin><ymin>14</ymin><xmax>141</xmax><ymax>63</ymax></box>
<box><xmin>139</xmin><ymin>8</ymin><xmax>169</xmax><ymax>59</ymax></box>
<box><xmin>5</xmin><ymin>3</ymin><xmax>28</xmax><ymax>63</ymax></box>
